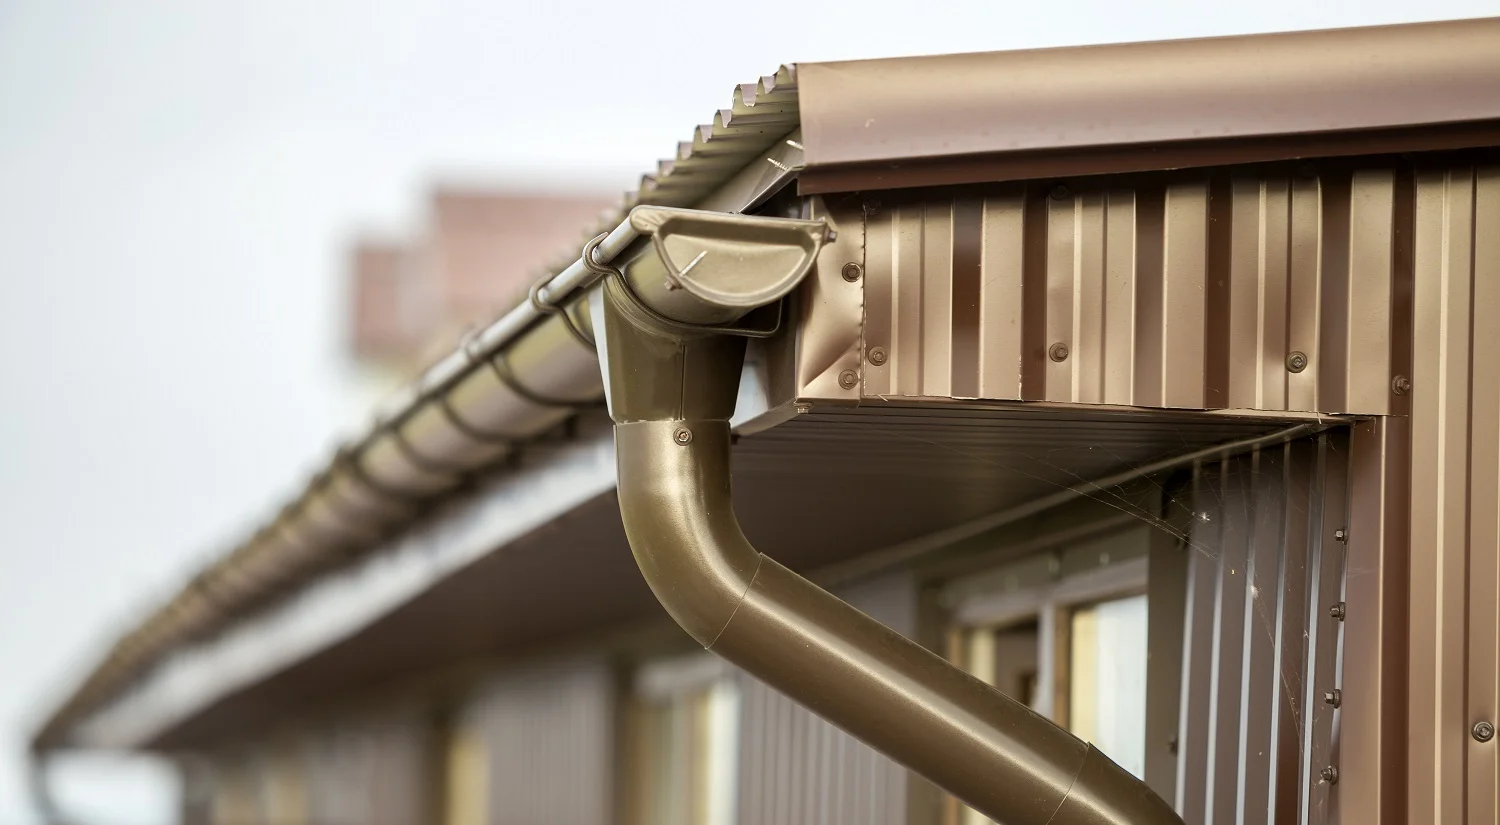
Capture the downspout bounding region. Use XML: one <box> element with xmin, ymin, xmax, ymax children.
<box><xmin>599</xmin><ymin>206</ymin><xmax>1183</xmax><ymax>825</ymax></box>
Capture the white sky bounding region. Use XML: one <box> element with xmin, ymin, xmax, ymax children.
<box><xmin>0</xmin><ymin>1</ymin><xmax>1490</xmax><ymax>822</ymax></box>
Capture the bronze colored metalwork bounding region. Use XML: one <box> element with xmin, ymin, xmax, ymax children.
<box><xmin>599</xmin><ymin>211</ymin><xmax>1182</xmax><ymax>824</ymax></box>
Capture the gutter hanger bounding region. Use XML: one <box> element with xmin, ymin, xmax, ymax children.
<box><xmin>598</xmin><ymin>207</ymin><xmax>1183</xmax><ymax>824</ymax></box>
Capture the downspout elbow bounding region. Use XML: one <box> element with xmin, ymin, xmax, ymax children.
<box><xmin>599</xmin><ymin>206</ymin><xmax>1182</xmax><ymax>825</ymax></box>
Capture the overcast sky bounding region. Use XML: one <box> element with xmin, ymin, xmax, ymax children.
<box><xmin>0</xmin><ymin>1</ymin><xmax>1491</xmax><ymax>822</ymax></box>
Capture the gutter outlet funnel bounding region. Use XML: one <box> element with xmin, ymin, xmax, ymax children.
<box><xmin>600</xmin><ymin>207</ymin><xmax>1183</xmax><ymax>825</ymax></box>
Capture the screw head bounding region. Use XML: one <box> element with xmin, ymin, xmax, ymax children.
<box><xmin>1475</xmin><ymin>721</ymin><xmax>1496</xmax><ymax>743</ymax></box>
<box><xmin>838</xmin><ymin>369</ymin><xmax>859</xmax><ymax>390</ymax></box>
<box><xmin>794</xmin><ymin>403</ymin><xmax>812</xmax><ymax>415</ymax></box>
<box><xmin>868</xmin><ymin>347</ymin><xmax>888</xmax><ymax>366</ymax></box>
<box><xmin>1049</xmin><ymin>342</ymin><xmax>1070</xmax><ymax>362</ymax></box>
<box><xmin>1321</xmin><ymin>766</ymin><xmax>1339</xmax><ymax>784</ymax></box>
<box><xmin>842</xmin><ymin>262</ymin><xmax>863</xmax><ymax>282</ymax></box>
<box><xmin>1050</xmin><ymin>184</ymin><xmax>1071</xmax><ymax>201</ymax></box>
<box><xmin>1392</xmin><ymin>375</ymin><xmax>1412</xmax><ymax>395</ymax></box>
<box><xmin>1325</xmin><ymin>689</ymin><xmax>1342</xmax><ymax>708</ymax></box>
<box><xmin>673</xmin><ymin>427</ymin><xmax>693</xmax><ymax>445</ymax></box>
<box><xmin>1330</xmin><ymin>602</ymin><xmax>1346</xmax><ymax>621</ymax></box>
<box><xmin>1335</xmin><ymin>529</ymin><xmax>1348</xmax><ymax>542</ymax></box>
<box><xmin>1286</xmin><ymin>351</ymin><xmax>1309</xmax><ymax>373</ymax></box>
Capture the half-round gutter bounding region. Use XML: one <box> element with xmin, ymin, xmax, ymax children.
<box><xmin>599</xmin><ymin>210</ymin><xmax>1183</xmax><ymax>825</ymax></box>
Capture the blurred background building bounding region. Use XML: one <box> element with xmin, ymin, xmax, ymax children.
<box><xmin>3</xmin><ymin>3</ymin><xmax>1495</xmax><ymax>825</ymax></box>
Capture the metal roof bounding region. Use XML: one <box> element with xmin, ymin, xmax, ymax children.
<box><xmin>796</xmin><ymin>17</ymin><xmax>1500</xmax><ymax>192</ymax></box>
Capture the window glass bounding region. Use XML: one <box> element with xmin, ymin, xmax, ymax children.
<box><xmin>1068</xmin><ymin>593</ymin><xmax>1148</xmax><ymax>778</ymax></box>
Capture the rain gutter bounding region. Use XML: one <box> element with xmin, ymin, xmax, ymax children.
<box><xmin>595</xmin><ymin>211</ymin><xmax>1184</xmax><ymax>824</ymax></box>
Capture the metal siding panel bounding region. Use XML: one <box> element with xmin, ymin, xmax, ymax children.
<box><xmin>1177</xmin><ymin>465</ymin><xmax>1220</xmax><ymax>819</ymax></box>
<box><xmin>1408</xmin><ymin>167</ymin><xmax>1473</xmax><ymax>825</ymax></box>
<box><xmin>895</xmin><ymin>204</ymin><xmax>925</xmax><ymax>397</ymax></box>
<box><xmin>1226</xmin><ymin>178</ymin><xmax>1265</xmax><ymax>409</ymax></box>
<box><xmin>1238</xmin><ymin>446</ymin><xmax>1285</xmax><ymax>821</ymax></box>
<box><xmin>846</xmin><ymin>166</ymin><xmax>1403</xmax><ymax>416</ymax></box>
<box><xmin>1346</xmin><ymin>171</ymin><xmax>1397</xmax><ymax>414</ymax></box>
<box><xmin>1045</xmin><ymin>193</ymin><xmax>1078</xmax><ymax>401</ymax></box>
<box><xmin>1303</xmin><ymin>434</ymin><xmax>1348</xmax><ymax>825</ymax></box>
<box><xmin>1469</xmin><ymin>166</ymin><xmax>1500</xmax><ymax>825</ymax></box>
<box><xmin>1162</xmin><ymin>183</ymin><xmax>1210</xmax><ymax>409</ymax></box>
<box><xmin>863</xmin><ymin>203</ymin><xmax>895</xmax><ymax>398</ymax></box>
<box><xmin>922</xmin><ymin>201</ymin><xmax>954</xmax><ymax>398</ymax></box>
<box><xmin>1102</xmin><ymin>191</ymin><xmax>1138</xmax><ymax>405</ymax></box>
<box><xmin>1075</xmin><ymin>192</ymin><xmax>1109</xmax><ymax>403</ymax></box>
<box><xmin>1207</xmin><ymin>457</ymin><xmax>1250</xmax><ymax>825</ymax></box>
<box><xmin>978</xmin><ymin>194</ymin><xmax>1025</xmax><ymax>400</ymax></box>
<box><xmin>1342</xmin><ymin>418</ymin><xmax>1410</xmax><ymax>825</ymax></box>
<box><xmin>1173</xmin><ymin>434</ymin><xmax>1349</xmax><ymax>825</ymax></box>
<box><xmin>1272</xmin><ymin>440</ymin><xmax>1315</xmax><ymax>825</ymax></box>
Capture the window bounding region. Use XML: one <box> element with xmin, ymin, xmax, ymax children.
<box><xmin>942</xmin><ymin>525</ymin><xmax>1152</xmax><ymax>825</ymax></box>
<box><xmin>622</xmin><ymin>653</ymin><xmax>740</xmax><ymax>825</ymax></box>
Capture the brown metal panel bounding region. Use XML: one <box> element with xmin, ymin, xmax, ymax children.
<box><xmin>1408</xmin><ymin>166</ymin><xmax>1475</xmax><ymax>825</ymax></box>
<box><xmin>1271</xmin><ymin>439</ymin><xmax>1314</xmax><ymax>825</ymax></box>
<box><xmin>895</xmin><ymin>204</ymin><xmax>926</xmax><ymax>397</ymax></box>
<box><xmin>922</xmin><ymin>201</ymin><xmax>955</xmax><ymax>399</ymax></box>
<box><xmin>863</xmin><ymin>200</ymin><xmax>895</xmax><ymax>398</ymax></box>
<box><xmin>1207</xmin><ymin>457</ymin><xmax>1250</xmax><ymax>825</ymax></box>
<box><xmin>1345</xmin><ymin>171</ymin><xmax>1397</xmax><ymax>413</ymax></box>
<box><xmin>1102</xmin><ymin>192</ymin><xmax>1138</xmax><ymax>406</ymax></box>
<box><xmin>1176</xmin><ymin>465</ymin><xmax>1220</xmax><ymax>820</ymax></box>
<box><xmin>1044</xmin><ymin>192</ymin><xmax>1079</xmax><ymax>401</ymax></box>
<box><xmin>1342</xmin><ymin>419</ymin><xmax>1410</xmax><ymax>825</ymax></box>
<box><xmin>1161</xmin><ymin>183</ymin><xmax>1210</xmax><ymax>409</ymax></box>
<box><xmin>1302</xmin><ymin>432</ymin><xmax>1348</xmax><ymax>825</ymax></box>
<box><xmin>977</xmin><ymin>194</ymin><xmax>1025</xmax><ymax>400</ymax></box>
<box><xmin>1238</xmin><ymin>446</ymin><xmax>1285</xmax><ymax>821</ymax></box>
<box><xmin>847</xmin><ymin>163</ymin><xmax>1407</xmax><ymax>415</ymax></box>
<box><xmin>797</xmin><ymin>20</ymin><xmax>1500</xmax><ymax>192</ymax></box>
<box><xmin>1468</xmin><ymin>167</ymin><xmax>1500</xmax><ymax>824</ymax></box>
<box><xmin>1171</xmin><ymin>433</ymin><xmax>1349</xmax><ymax>824</ymax></box>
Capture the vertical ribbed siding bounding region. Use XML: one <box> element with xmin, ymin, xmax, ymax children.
<box><xmin>1402</xmin><ymin>165</ymin><xmax>1500</xmax><ymax>825</ymax></box>
<box><xmin>1172</xmin><ymin>432</ymin><xmax>1349</xmax><ymax>824</ymax></box>
<box><xmin>734</xmin><ymin>572</ymin><xmax>925</xmax><ymax>825</ymax></box>
<box><xmin>858</xmin><ymin>167</ymin><xmax>1406</xmax><ymax>415</ymax></box>
<box><xmin>303</xmin><ymin>715</ymin><xmax>434</xmax><ymax>825</ymax></box>
<box><xmin>470</xmin><ymin>657</ymin><xmax>615</xmax><ymax>825</ymax></box>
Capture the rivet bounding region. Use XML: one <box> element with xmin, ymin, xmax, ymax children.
<box><xmin>1321</xmin><ymin>766</ymin><xmax>1339</xmax><ymax>785</ymax></box>
<box><xmin>1330</xmin><ymin>602</ymin><xmax>1345</xmax><ymax>621</ymax></box>
<box><xmin>838</xmin><ymin>369</ymin><xmax>859</xmax><ymax>390</ymax></box>
<box><xmin>1325</xmin><ymin>689</ymin><xmax>1342</xmax><ymax>708</ymax></box>
<box><xmin>1049</xmin><ymin>342</ymin><xmax>1070</xmax><ymax>362</ymax></box>
<box><xmin>673</xmin><ymin>427</ymin><xmax>693</xmax><ymax>445</ymax></box>
<box><xmin>1050</xmin><ymin>184</ymin><xmax>1071</xmax><ymax>201</ymax></box>
<box><xmin>868</xmin><ymin>347</ymin><xmax>888</xmax><ymax>366</ymax></box>
<box><xmin>1475</xmin><ymin>721</ymin><xmax>1496</xmax><ymax>743</ymax></box>
<box><xmin>1392</xmin><ymin>375</ymin><xmax>1412</xmax><ymax>396</ymax></box>
<box><xmin>842</xmin><ymin>262</ymin><xmax>863</xmax><ymax>282</ymax></box>
<box><xmin>1286</xmin><ymin>351</ymin><xmax>1309</xmax><ymax>373</ymax></box>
